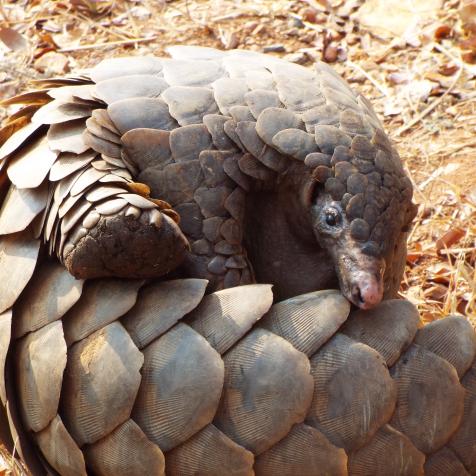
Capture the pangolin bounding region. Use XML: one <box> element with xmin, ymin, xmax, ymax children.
<box><xmin>0</xmin><ymin>45</ymin><xmax>416</xmax><ymax>310</ymax></box>
<box><xmin>1</xmin><ymin>47</ymin><xmax>473</xmax><ymax>476</ymax></box>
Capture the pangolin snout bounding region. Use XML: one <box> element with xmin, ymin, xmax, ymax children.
<box><xmin>350</xmin><ymin>274</ymin><xmax>384</xmax><ymax>309</ymax></box>
<box><xmin>335</xmin><ymin>250</ymin><xmax>385</xmax><ymax>310</ymax></box>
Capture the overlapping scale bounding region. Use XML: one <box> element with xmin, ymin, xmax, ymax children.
<box><xmin>449</xmin><ymin>363</ymin><xmax>476</xmax><ymax>473</ymax></box>
<box><xmin>0</xmin><ymin>182</ymin><xmax>48</xmax><ymax>235</ymax></box>
<box><xmin>212</xmin><ymin>77</ymin><xmax>249</xmax><ymax>116</ymax></box>
<box><xmin>272</xmin><ymin>128</ymin><xmax>318</xmax><ymax>160</ymax></box>
<box><xmin>424</xmin><ymin>447</ymin><xmax>470</xmax><ymax>476</ymax></box>
<box><xmin>85</xmin><ymin>117</ymin><xmax>121</xmax><ymax>145</ymax></box>
<box><xmin>203</xmin><ymin>114</ymin><xmax>238</xmax><ymax>150</ymax></box>
<box><xmin>254</xmin><ymin>423</ymin><xmax>347</xmax><ymax>476</ymax></box>
<box><xmin>273</xmin><ymin>75</ymin><xmax>325</xmax><ymax>112</ymax></box>
<box><xmin>35</xmin><ymin>415</ymin><xmax>87</xmax><ymax>476</ymax></box>
<box><xmin>341</xmin><ymin>299</ymin><xmax>420</xmax><ymax>366</ymax></box>
<box><xmin>0</xmin><ymin>230</ymin><xmax>40</xmax><ymax>314</ymax></box>
<box><xmin>49</xmin><ymin>151</ymin><xmax>96</xmax><ymax>181</ymax></box>
<box><xmin>256</xmin><ymin>107</ymin><xmax>304</xmax><ymax>146</ymax></box>
<box><xmin>259</xmin><ymin>289</ymin><xmax>350</xmax><ymax>356</ymax></box>
<box><xmin>83</xmin><ymin>130</ymin><xmax>121</xmax><ymax>158</ymax></box>
<box><xmin>214</xmin><ymin>328</ymin><xmax>313</xmax><ymax>455</ymax></box>
<box><xmin>162</xmin><ymin>87</ymin><xmax>219</xmax><ymax>126</ymax></box>
<box><xmin>307</xmin><ymin>333</ymin><xmax>396</xmax><ymax>452</ymax></box>
<box><xmin>13</xmin><ymin>260</ymin><xmax>83</xmax><ymax>338</ymax></box>
<box><xmin>61</xmin><ymin>322</ymin><xmax>144</xmax><ymax>446</ymax></box>
<box><xmin>83</xmin><ymin>419</ymin><xmax>165</xmax><ymax>476</ymax></box>
<box><xmin>7</xmin><ymin>135</ymin><xmax>58</xmax><ymax>189</ymax></box>
<box><xmin>122</xmin><ymin>279</ymin><xmax>207</xmax><ymax>349</ymax></box>
<box><xmin>16</xmin><ymin>321</ymin><xmax>67</xmax><ymax>432</ymax></box>
<box><xmin>62</xmin><ymin>278</ymin><xmax>143</xmax><ymax>345</ymax></box>
<box><xmin>187</xmin><ymin>284</ymin><xmax>273</xmax><ymax>354</ymax></box>
<box><xmin>414</xmin><ymin>315</ymin><xmax>476</xmax><ymax>377</ymax></box>
<box><xmin>169</xmin><ymin>124</ymin><xmax>213</xmax><ymax>161</ymax></box>
<box><xmin>107</xmin><ymin>97</ymin><xmax>178</xmax><ymax>134</ymax></box>
<box><xmin>347</xmin><ymin>424</ymin><xmax>425</xmax><ymax>476</ymax></box>
<box><xmin>46</xmin><ymin>119</ymin><xmax>89</xmax><ymax>154</ymax></box>
<box><xmin>162</xmin><ymin>59</ymin><xmax>223</xmax><ymax>87</ymax></box>
<box><xmin>31</xmin><ymin>100</ymin><xmax>93</xmax><ymax>125</ymax></box>
<box><xmin>133</xmin><ymin>323</ymin><xmax>224</xmax><ymax>452</ymax></box>
<box><xmin>90</xmin><ymin>56</ymin><xmax>164</xmax><ymax>83</ymax></box>
<box><xmin>165</xmin><ymin>424</ymin><xmax>254</xmax><ymax>476</ymax></box>
<box><xmin>390</xmin><ymin>344</ymin><xmax>465</xmax><ymax>453</ymax></box>
<box><xmin>0</xmin><ymin>309</ymin><xmax>12</xmax><ymax>404</ymax></box>
<box><xmin>94</xmin><ymin>75</ymin><xmax>168</xmax><ymax>104</ymax></box>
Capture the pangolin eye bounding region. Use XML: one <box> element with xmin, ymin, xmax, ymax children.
<box><xmin>324</xmin><ymin>209</ymin><xmax>341</xmax><ymax>227</ymax></box>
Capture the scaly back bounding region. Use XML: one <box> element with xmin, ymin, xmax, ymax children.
<box><xmin>0</xmin><ymin>46</ymin><xmax>415</xmax><ymax>296</ymax></box>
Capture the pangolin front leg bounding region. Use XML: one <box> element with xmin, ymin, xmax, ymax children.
<box><xmin>44</xmin><ymin>154</ymin><xmax>189</xmax><ymax>280</ymax></box>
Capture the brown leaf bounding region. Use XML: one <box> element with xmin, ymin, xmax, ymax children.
<box><xmin>434</xmin><ymin>24</ymin><xmax>452</xmax><ymax>40</ymax></box>
<box><xmin>460</xmin><ymin>0</ymin><xmax>476</xmax><ymax>32</ymax></box>
<box><xmin>323</xmin><ymin>44</ymin><xmax>338</xmax><ymax>62</ymax></box>
<box><xmin>355</xmin><ymin>0</ymin><xmax>443</xmax><ymax>38</ymax></box>
<box><xmin>70</xmin><ymin>0</ymin><xmax>114</xmax><ymax>16</ymax></box>
<box><xmin>34</xmin><ymin>51</ymin><xmax>70</xmax><ymax>75</ymax></box>
<box><xmin>456</xmin><ymin>299</ymin><xmax>468</xmax><ymax>316</ymax></box>
<box><xmin>423</xmin><ymin>284</ymin><xmax>448</xmax><ymax>301</ymax></box>
<box><xmin>0</xmin><ymin>27</ymin><xmax>28</xmax><ymax>51</ymax></box>
<box><xmin>436</xmin><ymin>227</ymin><xmax>465</xmax><ymax>252</ymax></box>
<box><xmin>300</xmin><ymin>7</ymin><xmax>320</xmax><ymax>23</ymax></box>
<box><xmin>426</xmin><ymin>262</ymin><xmax>452</xmax><ymax>284</ymax></box>
<box><xmin>462</xmin><ymin>51</ymin><xmax>476</xmax><ymax>64</ymax></box>
<box><xmin>406</xmin><ymin>253</ymin><xmax>421</xmax><ymax>265</ymax></box>
<box><xmin>438</xmin><ymin>63</ymin><xmax>459</xmax><ymax>76</ymax></box>
<box><xmin>387</xmin><ymin>71</ymin><xmax>412</xmax><ymax>85</ymax></box>
<box><xmin>460</xmin><ymin>36</ymin><xmax>476</xmax><ymax>52</ymax></box>
<box><xmin>425</xmin><ymin>71</ymin><xmax>454</xmax><ymax>88</ymax></box>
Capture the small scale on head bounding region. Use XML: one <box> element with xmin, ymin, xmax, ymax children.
<box><xmin>303</xmin><ymin>133</ymin><xmax>417</xmax><ymax>310</ymax></box>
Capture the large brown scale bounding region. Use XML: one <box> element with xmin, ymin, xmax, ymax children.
<box><xmin>0</xmin><ymin>46</ymin><xmax>474</xmax><ymax>476</ymax></box>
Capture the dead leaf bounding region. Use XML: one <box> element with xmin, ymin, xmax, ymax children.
<box><xmin>436</xmin><ymin>227</ymin><xmax>465</xmax><ymax>252</ymax></box>
<box><xmin>402</xmin><ymin>79</ymin><xmax>435</xmax><ymax>102</ymax></box>
<box><xmin>460</xmin><ymin>0</ymin><xmax>476</xmax><ymax>32</ymax></box>
<box><xmin>406</xmin><ymin>242</ymin><xmax>424</xmax><ymax>264</ymax></box>
<box><xmin>383</xmin><ymin>98</ymin><xmax>404</xmax><ymax>116</ymax></box>
<box><xmin>388</xmin><ymin>71</ymin><xmax>412</xmax><ymax>85</ymax></box>
<box><xmin>34</xmin><ymin>52</ymin><xmax>70</xmax><ymax>75</ymax></box>
<box><xmin>425</xmin><ymin>71</ymin><xmax>455</xmax><ymax>88</ymax></box>
<box><xmin>70</xmin><ymin>0</ymin><xmax>114</xmax><ymax>16</ymax></box>
<box><xmin>0</xmin><ymin>27</ymin><xmax>28</xmax><ymax>51</ymax></box>
<box><xmin>354</xmin><ymin>0</ymin><xmax>443</xmax><ymax>38</ymax></box>
<box><xmin>426</xmin><ymin>262</ymin><xmax>453</xmax><ymax>283</ymax></box>
<box><xmin>423</xmin><ymin>283</ymin><xmax>448</xmax><ymax>301</ymax></box>
<box><xmin>323</xmin><ymin>44</ymin><xmax>338</xmax><ymax>62</ymax></box>
<box><xmin>462</xmin><ymin>51</ymin><xmax>476</xmax><ymax>64</ymax></box>
<box><xmin>438</xmin><ymin>63</ymin><xmax>459</xmax><ymax>76</ymax></box>
<box><xmin>129</xmin><ymin>6</ymin><xmax>152</xmax><ymax>20</ymax></box>
<box><xmin>460</xmin><ymin>36</ymin><xmax>476</xmax><ymax>51</ymax></box>
<box><xmin>300</xmin><ymin>7</ymin><xmax>320</xmax><ymax>23</ymax></box>
<box><xmin>434</xmin><ymin>24</ymin><xmax>452</xmax><ymax>40</ymax></box>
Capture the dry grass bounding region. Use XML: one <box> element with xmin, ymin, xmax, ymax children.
<box><xmin>0</xmin><ymin>0</ymin><xmax>475</xmax><ymax>471</ymax></box>
<box><xmin>0</xmin><ymin>444</ymin><xmax>27</xmax><ymax>475</ymax></box>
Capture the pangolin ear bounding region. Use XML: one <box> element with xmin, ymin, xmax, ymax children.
<box><xmin>302</xmin><ymin>179</ymin><xmax>318</xmax><ymax>207</ymax></box>
<box><xmin>402</xmin><ymin>202</ymin><xmax>419</xmax><ymax>232</ymax></box>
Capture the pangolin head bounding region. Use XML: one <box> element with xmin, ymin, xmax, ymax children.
<box><xmin>303</xmin><ymin>130</ymin><xmax>417</xmax><ymax>310</ymax></box>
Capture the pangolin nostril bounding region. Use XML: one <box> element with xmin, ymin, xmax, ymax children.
<box><xmin>355</xmin><ymin>287</ymin><xmax>365</xmax><ymax>305</ymax></box>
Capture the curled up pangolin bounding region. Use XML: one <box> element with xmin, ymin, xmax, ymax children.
<box><xmin>0</xmin><ymin>46</ymin><xmax>474</xmax><ymax>476</ymax></box>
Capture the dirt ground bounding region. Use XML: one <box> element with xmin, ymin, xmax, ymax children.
<box><xmin>0</xmin><ymin>0</ymin><xmax>475</xmax><ymax>470</ymax></box>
